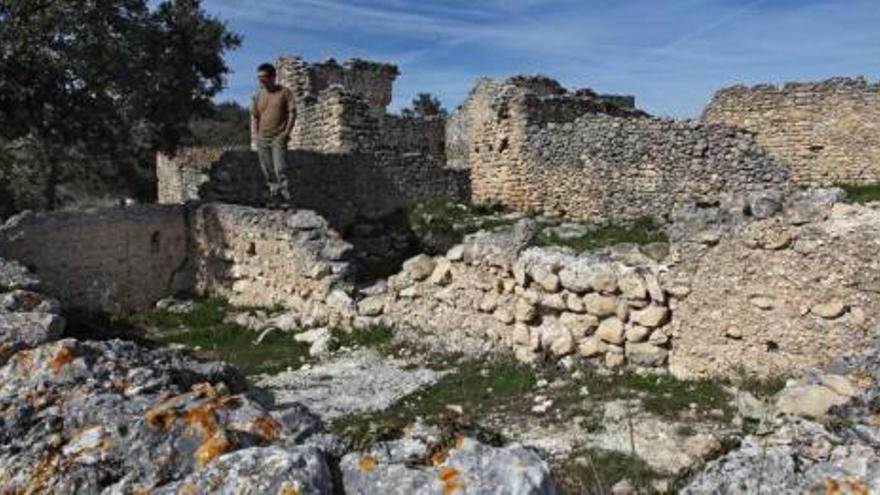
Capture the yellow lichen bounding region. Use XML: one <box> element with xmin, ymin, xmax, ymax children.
<box><xmin>438</xmin><ymin>467</ymin><xmax>462</xmax><ymax>494</ymax></box>
<box><xmin>252</xmin><ymin>416</ymin><xmax>281</xmax><ymax>443</ymax></box>
<box><xmin>278</xmin><ymin>483</ymin><xmax>301</xmax><ymax>495</ymax></box>
<box><xmin>182</xmin><ymin>400</ymin><xmax>221</xmax><ymax>438</ymax></box>
<box><xmin>49</xmin><ymin>344</ymin><xmax>75</xmax><ymax>374</ymax></box>
<box><xmin>145</xmin><ymin>407</ymin><xmax>178</xmax><ymax>431</ymax></box>
<box><xmin>174</xmin><ymin>483</ymin><xmax>199</xmax><ymax>495</ymax></box>
<box><xmin>192</xmin><ymin>382</ymin><xmax>220</xmax><ymax>399</ymax></box>
<box><xmin>430</xmin><ymin>449</ymin><xmax>449</xmax><ymax>466</ymax></box>
<box><xmin>358</xmin><ymin>454</ymin><xmax>377</xmax><ymax>472</ymax></box>
<box><xmin>195</xmin><ymin>432</ymin><xmax>233</xmax><ymax>467</ymax></box>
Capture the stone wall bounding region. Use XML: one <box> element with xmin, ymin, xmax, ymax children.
<box><xmin>157</xmin><ymin>147</ymin><xmax>470</xmax><ymax>227</ymax></box>
<box><xmin>455</xmin><ymin>76</ymin><xmax>790</xmax><ymax>221</ymax></box>
<box><xmin>703</xmin><ymin>77</ymin><xmax>880</xmax><ymax>186</ymax></box>
<box><xmin>0</xmin><ymin>205</ymin><xmax>191</xmax><ymax>313</ymax></box>
<box><xmin>379</xmin><ymin>115</ymin><xmax>446</xmax><ymax>162</ymax></box>
<box><xmin>189</xmin><ymin>204</ymin><xmax>355</xmax><ymax>327</ymax></box>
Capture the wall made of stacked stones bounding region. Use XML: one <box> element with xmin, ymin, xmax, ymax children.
<box><xmin>158</xmin><ymin>147</ymin><xmax>470</xmax><ymax>227</ymax></box>
<box><xmin>0</xmin><ymin>205</ymin><xmax>192</xmax><ymax>313</ymax></box>
<box><xmin>461</xmin><ymin>77</ymin><xmax>791</xmax><ymax>221</ymax></box>
<box><xmin>189</xmin><ymin>204</ymin><xmax>356</xmax><ymax>326</ymax></box>
<box><xmin>379</xmin><ymin>115</ymin><xmax>447</xmax><ymax>162</ymax></box>
<box><xmin>703</xmin><ymin>77</ymin><xmax>880</xmax><ymax>185</ymax></box>
<box><xmin>523</xmin><ymin>111</ymin><xmax>791</xmax><ymax>221</ymax></box>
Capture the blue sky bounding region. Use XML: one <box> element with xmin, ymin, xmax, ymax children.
<box><xmin>204</xmin><ymin>0</ymin><xmax>880</xmax><ymax>118</ymax></box>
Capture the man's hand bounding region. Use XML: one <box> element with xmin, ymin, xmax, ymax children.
<box><xmin>250</xmin><ymin>138</ymin><xmax>258</xmax><ymax>152</ymax></box>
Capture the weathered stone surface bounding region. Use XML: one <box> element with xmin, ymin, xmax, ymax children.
<box><xmin>596</xmin><ymin>317</ymin><xmax>625</xmax><ymax>345</ymax></box>
<box><xmin>531</xmin><ymin>266</ymin><xmax>560</xmax><ymax>293</ymax></box>
<box><xmin>624</xmin><ymin>325</ymin><xmax>651</xmax><ymax>343</ymax></box>
<box><xmin>618</xmin><ymin>273</ymin><xmax>647</xmax><ymax>300</ymax></box>
<box><xmin>632</xmin><ymin>305</ymin><xmax>670</xmax><ymax>328</ymax></box>
<box><xmin>775</xmin><ymin>384</ymin><xmax>850</xmax><ymax>418</ymax></box>
<box><xmin>583</xmin><ymin>293</ymin><xmax>618</xmax><ymax>318</ymax></box>
<box><xmin>811</xmin><ymin>300</ymin><xmax>848</xmax><ymax>319</ymax></box>
<box><xmin>403</xmin><ymin>254</ymin><xmax>436</xmax><ymax>281</ymax></box>
<box><xmin>578</xmin><ymin>337</ymin><xmax>607</xmax><ymax>358</ymax></box>
<box><xmin>258</xmin><ymin>349</ymin><xmax>448</xmax><ymax>421</ymax></box>
<box><xmin>154</xmin><ymin>446</ymin><xmax>333</xmax><ymax>495</ymax></box>
<box><xmin>340</xmin><ymin>423</ymin><xmax>555</xmax><ymax>495</ymax></box>
<box><xmin>559</xmin><ymin>312</ymin><xmax>599</xmax><ymax>338</ymax></box>
<box><xmin>357</xmin><ymin>296</ymin><xmax>386</xmax><ymax>316</ymax></box>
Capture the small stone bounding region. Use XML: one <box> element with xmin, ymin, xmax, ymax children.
<box><xmin>735</xmin><ymin>391</ymin><xmax>765</xmax><ymax>420</ymax></box>
<box><xmin>493</xmin><ymin>308</ymin><xmax>514</xmax><ymax>324</ymax></box>
<box><xmin>589</xmin><ymin>270</ymin><xmax>618</xmax><ymax>293</ymax></box>
<box><xmin>618</xmin><ymin>273</ymin><xmax>647</xmax><ymax>300</ymax></box>
<box><xmin>749</xmin><ymin>296</ymin><xmax>775</xmax><ymax>310</ymax></box>
<box><xmin>403</xmin><ymin>254</ymin><xmax>435</xmax><ymax>281</ymax></box>
<box><xmin>596</xmin><ymin>317</ymin><xmax>625</xmax><ymax>344</ymax></box>
<box><xmin>515</xmin><ymin>298</ymin><xmax>537</xmax><ymax>323</ymax></box>
<box><xmin>479</xmin><ymin>293</ymin><xmax>500</xmax><ymax>313</ymax></box>
<box><xmin>820</xmin><ymin>374</ymin><xmax>859</xmax><ymax>397</ymax></box>
<box><xmin>357</xmin><ymin>296</ymin><xmax>385</xmax><ymax>317</ymax></box>
<box><xmin>665</xmin><ymin>284</ymin><xmax>691</xmax><ymax>298</ymax></box>
<box><xmin>565</xmin><ymin>293</ymin><xmax>585</xmax><ymax>313</ymax></box>
<box><xmin>611</xmin><ymin>479</ymin><xmax>637</xmax><ymax>495</ymax></box>
<box><xmin>531</xmin><ymin>266</ymin><xmax>560</xmax><ymax>293</ymax></box>
<box><xmin>640</xmin><ymin>242</ymin><xmax>671</xmax><ymax>262</ymax></box>
<box><xmin>558</xmin><ymin>267</ymin><xmax>591</xmax><ymax>293</ymax></box>
<box><xmin>625</xmin><ymin>325</ymin><xmax>651</xmax><ymax>343</ymax></box>
<box><xmin>512</xmin><ymin>324</ymin><xmax>531</xmax><ymax>347</ymax></box>
<box><xmin>763</xmin><ymin>231</ymin><xmax>793</xmax><ymax>250</ymax></box>
<box><xmin>696</xmin><ymin>231</ymin><xmax>721</xmax><ymax>245</ymax></box>
<box><xmin>549</xmin><ymin>329</ymin><xmax>575</xmax><ymax>356</ymax></box>
<box><xmin>810</xmin><ymin>300</ymin><xmax>848</xmax><ymax>319</ymax></box>
<box><xmin>632</xmin><ymin>305</ymin><xmax>670</xmax><ymax>328</ymax></box>
<box><xmin>584</xmin><ymin>293</ymin><xmax>618</xmax><ymax>317</ymax></box>
<box><xmin>776</xmin><ymin>384</ymin><xmax>850</xmax><ymax>418</ymax></box>
<box><xmin>724</xmin><ymin>327</ymin><xmax>743</xmax><ymax>340</ymax></box>
<box><xmin>513</xmin><ymin>262</ymin><xmax>529</xmax><ymax>286</ymax></box>
<box><xmin>579</xmin><ymin>337</ymin><xmax>607</xmax><ymax>358</ymax></box>
<box><xmin>625</xmin><ymin>342</ymin><xmax>668</xmax><ymax>366</ymax></box>
<box><xmin>560</xmin><ymin>312</ymin><xmax>599</xmax><ymax>337</ymax></box>
<box><xmin>446</xmin><ymin>244</ymin><xmax>465</xmax><ymax>261</ymax></box>
<box><xmin>644</xmin><ymin>273</ymin><xmax>666</xmax><ymax>304</ymax></box>
<box><xmin>648</xmin><ymin>330</ymin><xmax>670</xmax><ymax>346</ymax></box>
<box><xmin>605</xmin><ymin>352</ymin><xmax>626</xmax><ymax>369</ymax></box>
<box><xmin>429</xmin><ymin>260</ymin><xmax>453</xmax><ymax>285</ymax></box>
<box><xmin>541</xmin><ymin>293</ymin><xmax>567</xmax><ymax>311</ymax></box>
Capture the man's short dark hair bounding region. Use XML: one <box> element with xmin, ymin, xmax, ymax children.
<box><xmin>257</xmin><ymin>63</ymin><xmax>276</xmax><ymax>76</ymax></box>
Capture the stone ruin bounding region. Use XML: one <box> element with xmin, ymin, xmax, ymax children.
<box><xmin>4</xmin><ymin>54</ymin><xmax>880</xmax><ymax>493</ymax></box>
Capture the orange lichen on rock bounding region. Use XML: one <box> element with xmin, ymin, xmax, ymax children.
<box><xmin>145</xmin><ymin>407</ymin><xmax>178</xmax><ymax>431</ymax></box>
<box><xmin>438</xmin><ymin>467</ymin><xmax>462</xmax><ymax>494</ymax></box>
<box><xmin>358</xmin><ymin>454</ymin><xmax>377</xmax><ymax>472</ymax></box>
<box><xmin>251</xmin><ymin>416</ymin><xmax>281</xmax><ymax>443</ymax></box>
<box><xmin>430</xmin><ymin>449</ymin><xmax>449</xmax><ymax>467</ymax></box>
<box><xmin>454</xmin><ymin>434</ymin><xmax>466</xmax><ymax>449</ymax></box>
<box><xmin>825</xmin><ymin>478</ymin><xmax>870</xmax><ymax>495</ymax></box>
<box><xmin>850</xmin><ymin>370</ymin><xmax>874</xmax><ymax>388</ymax></box>
<box><xmin>195</xmin><ymin>432</ymin><xmax>233</xmax><ymax>467</ymax></box>
<box><xmin>183</xmin><ymin>400</ymin><xmax>221</xmax><ymax>438</ymax></box>
<box><xmin>192</xmin><ymin>382</ymin><xmax>221</xmax><ymax>399</ymax></box>
<box><xmin>49</xmin><ymin>344</ymin><xmax>75</xmax><ymax>374</ymax></box>
<box><xmin>278</xmin><ymin>483</ymin><xmax>301</xmax><ymax>495</ymax></box>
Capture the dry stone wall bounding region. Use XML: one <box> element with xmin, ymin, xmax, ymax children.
<box><xmin>157</xmin><ymin>148</ymin><xmax>469</xmax><ymax>227</ymax></box>
<box><xmin>0</xmin><ymin>205</ymin><xmax>191</xmax><ymax>313</ymax></box>
<box><xmin>455</xmin><ymin>76</ymin><xmax>791</xmax><ymax>221</ymax></box>
<box><xmin>189</xmin><ymin>204</ymin><xmax>356</xmax><ymax>328</ymax></box>
<box><xmin>703</xmin><ymin>77</ymin><xmax>880</xmax><ymax>186</ymax></box>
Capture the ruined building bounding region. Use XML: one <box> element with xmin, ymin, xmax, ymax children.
<box><xmin>159</xmin><ymin>55</ymin><xmax>880</xmax><ymax>224</ymax></box>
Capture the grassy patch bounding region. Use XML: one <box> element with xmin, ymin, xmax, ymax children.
<box><xmin>556</xmin><ymin>448</ymin><xmax>664</xmax><ymax>495</ymax></box>
<box><xmin>124</xmin><ymin>298</ymin><xmax>312</xmax><ymax>376</ymax></box>
<box><xmin>330</xmin><ymin>357</ymin><xmax>535</xmax><ymax>451</ymax></box>
<box><xmin>735</xmin><ymin>373</ymin><xmax>788</xmax><ymax>399</ymax></box>
<box><xmin>839</xmin><ymin>183</ymin><xmax>880</xmax><ymax>204</ymax></box>
<box><xmin>331</xmin><ymin>324</ymin><xmax>394</xmax><ymax>350</ymax></box>
<box><xmin>407</xmin><ymin>200</ymin><xmax>512</xmax><ymax>253</ymax></box>
<box><xmin>536</xmin><ymin>217</ymin><xmax>667</xmax><ymax>253</ymax></box>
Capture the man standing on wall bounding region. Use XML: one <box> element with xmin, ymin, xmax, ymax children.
<box><xmin>251</xmin><ymin>63</ymin><xmax>296</xmax><ymax>208</ymax></box>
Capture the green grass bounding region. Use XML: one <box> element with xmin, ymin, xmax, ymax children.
<box><xmin>839</xmin><ymin>183</ymin><xmax>880</xmax><ymax>204</ymax></box>
<box><xmin>407</xmin><ymin>200</ymin><xmax>512</xmax><ymax>248</ymax></box>
<box><xmin>556</xmin><ymin>448</ymin><xmax>664</xmax><ymax>495</ymax></box>
<box><xmin>735</xmin><ymin>373</ymin><xmax>788</xmax><ymax>399</ymax></box>
<box><xmin>125</xmin><ymin>298</ymin><xmax>312</xmax><ymax>376</ymax></box>
<box><xmin>331</xmin><ymin>324</ymin><xmax>394</xmax><ymax>350</ymax></box>
<box><xmin>535</xmin><ymin>217</ymin><xmax>668</xmax><ymax>253</ymax></box>
<box><xmin>330</xmin><ymin>357</ymin><xmax>535</xmax><ymax>451</ymax></box>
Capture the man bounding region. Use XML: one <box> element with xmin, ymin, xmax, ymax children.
<box><xmin>251</xmin><ymin>63</ymin><xmax>296</xmax><ymax>207</ymax></box>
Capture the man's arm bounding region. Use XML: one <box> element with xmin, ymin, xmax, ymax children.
<box><xmin>282</xmin><ymin>88</ymin><xmax>296</xmax><ymax>141</ymax></box>
<box><xmin>250</xmin><ymin>92</ymin><xmax>260</xmax><ymax>150</ymax></box>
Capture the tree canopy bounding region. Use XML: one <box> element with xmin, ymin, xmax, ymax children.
<box><xmin>0</xmin><ymin>0</ymin><xmax>241</xmax><ymax>213</ymax></box>
<box><xmin>401</xmin><ymin>93</ymin><xmax>446</xmax><ymax>118</ymax></box>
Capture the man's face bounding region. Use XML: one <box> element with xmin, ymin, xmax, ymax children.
<box><xmin>257</xmin><ymin>71</ymin><xmax>275</xmax><ymax>89</ymax></box>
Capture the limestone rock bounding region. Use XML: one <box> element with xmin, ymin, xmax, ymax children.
<box><xmin>589</xmin><ymin>270</ymin><xmax>618</xmax><ymax>294</ymax></box>
<box><xmin>358</xmin><ymin>296</ymin><xmax>385</xmax><ymax>317</ymax></box>
<box><xmin>605</xmin><ymin>352</ymin><xmax>626</xmax><ymax>368</ymax></box>
<box><xmin>632</xmin><ymin>305</ymin><xmax>670</xmax><ymax>328</ymax></box>
<box><xmin>618</xmin><ymin>273</ymin><xmax>648</xmax><ymax>300</ymax></box>
<box><xmin>403</xmin><ymin>255</ymin><xmax>436</xmax><ymax>281</ymax></box>
<box><xmin>559</xmin><ymin>312</ymin><xmax>599</xmax><ymax>337</ymax></box>
<box><xmin>584</xmin><ymin>293</ymin><xmax>618</xmax><ymax>317</ymax></box>
<box><xmin>531</xmin><ymin>266</ymin><xmax>560</xmax><ymax>293</ymax></box>
<box><xmin>429</xmin><ymin>260</ymin><xmax>453</xmax><ymax>285</ymax></box>
<box><xmin>565</xmin><ymin>293</ymin><xmax>585</xmax><ymax>313</ymax></box>
<box><xmin>776</xmin><ymin>384</ymin><xmax>850</xmax><ymax>418</ymax></box>
<box><xmin>579</xmin><ymin>337</ymin><xmax>607</xmax><ymax>358</ymax></box>
<box><xmin>596</xmin><ymin>317</ymin><xmax>625</xmax><ymax>345</ymax></box>
<box><xmin>624</xmin><ymin>325</ymin><xmax>651</xmax><ymax>343</ymax></box>
<box><xmin>515</xmin><ymin>298</ymin><xmax>537</xmax><ymax>323</ymax></box>
<box><xmin>625</xmin><ymin>342</ymin><xmax>668</xmax><ymax>367</ymax></box>
<box><xmin>340</xmin><ymin>426</ymin><xmax>555</xmax><ymax>495</ymax></box>
<box><xmin>811</xmin><ymin>300</ymin><xmax>848</xmax><ymax>320</ymax></box>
